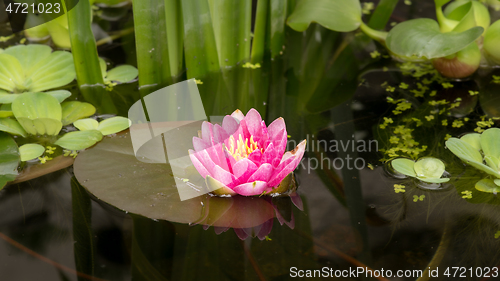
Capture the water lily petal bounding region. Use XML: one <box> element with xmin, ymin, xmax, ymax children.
<box><xmin>231</xmin><ymin>109</ymin><xmax>245</xmax><ymax>122</ymax></box>
<box><xmin>247</xmin><ymin>149</ymin><xmax>262</xmax><ymax>166</ymax></box>
<box><xmin>201</xmin><ymin>121</ymin><xmax>213</xmax><ymax>143</ymax></box>
<box><xmin>213</xmin><ymin>164</ymin><xmax>238</xmax><ymax>188</ymax></box>
<box><xmin>192</xmin><ymin>137</ymin><xmax>209</xmax><ymax>152</ymax></box>
<box><xmin>232</xmin><ymin>158</ymin><xmax>258</xmax><ymax>182</ymax></box>
<box><xmin>213</xmin><ymin>124</ymin><xmax>230</xmax><ymax>144</ymax></box>
<box><xmin>257</xmin><ymin>219</ymin><xmax>274</xmax><ymax>240</ymax></box>
<box><xmin>232</xmin><ymin>181</ymin><xmax>268</xmax><ymax>196</ymax></box>
<box><xmin>188</xmin><ymin>149</ymin><xmax>212</xmax><ymax>178</ymax></box>
<box><xmin>214</xmin><ymin>226</ymin><xmax>230</xmax><ymax>235</ymax></box>
<box><xmin>243</xmin><ymin>108</ymin><xmax>263</xmax><ymax>137</ymax></box>
<box><xmin>193</xmin><ymin>137</ymin><xmax>228</xmax><ymax>171</ymax></box>
<box><xmin>222</xmin><ymin>115</ymin><xmax>239</xmax><ymax>136</ymax></box>
<box><xmin>271</xmin><ymin>128</ymin><xmax>288</xmax><ymax>157</ymax></box>
<box><xmin>261</xmin><ymin>142</ymin><xmax>277</xmax><ymax>165</ymax></box>
<box><xmin>268</xmin><ymin>140</ymin><xmax>306</xmax><ymax>187</ymax></box>
<box><xmin>233</xmin><ymin>228</ymin><xmax>249</xmax><ymax>240</ymax></box>
<box><xmin>247</xmin><ymin>163</ymin><xmax>273</xmax><ymax>182</ymax></box>
<box><xmin>290</xmin><ymin>192</ymin><xmax>304</xmax><ymax>211</ymax></box>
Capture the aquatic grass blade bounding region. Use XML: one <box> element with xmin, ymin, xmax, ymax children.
<box><xmin>368</xmin><ymin>0</ymin><xmax>399</xmax><ymax>30</ymax></box>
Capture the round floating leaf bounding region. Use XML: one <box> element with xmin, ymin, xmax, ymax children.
<box><xmin>105</xmin><ymin>65</ymin><xmax>138</xmax><ymax>83</ymax></box>
<box><xmin>74</xmin><ymin>118</ymin><xmax>99</xmax><ymax>131</ymax></box>
<box><xmin>460</xmin><ymin>133</ymin><xmax>481</xmax><ymax>151</ymax></box>
<box><xmin>446</xmin><ymin>138</ymin><xmax>500</xmax><ymax>177</ymax></box>
<box><xmin>480</xmin><ymin>128</ymin><xmax>500</xmax><ymax>159</ymax></box>
<box><xmin>0</xmin><ymin>132</ymin><xmax>19</xmax><ymax>190</ymax></box>
<box><xmin>55</xmin><ymin>130</ymin><xmax>103</xmax><ymax>151</ymax></box>
<box><xmin>0</xmin><ymin>118</ymin><xmax>27</xmax><ymax>137</ymax></box>
<box><xmin>391</xmin><ymin>158</ymin><xmax>416</xmax><ymax>177</ymax></box>
<box><xmin>475</xmin><ymin>178</ymin><xmax>500</xmax><ymax>193</ymax></box>
<box><xmin>45</xmin><ymin>90</ymin><xmax>72</xmax><ymax>103</ymax></box>
<box><xmin>386</xmin><ymin>18</ymin><xmax>483</xmax><ymax>59</ymax></box>
<box><xmin>12</xmin><ymin>92</ymin><xmax>62</xmax><ymax>135</ymax></box>
<box><xmin>287</xmin><ymin>0</ymin><xmax>361</xmax><ymax>32</ymax></box>
<box><xmin>19</xmin><ymin>143</ymin><xmax>45</xmax><ymax>162</ymax></box>
<box><xmin>2</xmin><ymin>44</ymin><xmax>52</xmax><ymax>76</ymax></box>
<box><xmin>29</xmin><ymin>51</ymin><xmax>76</xmax><ymax>92</ymax></box>
<box><xmin>61</xmin><ymin>101</ymin><xmax>96</xmax><ymax>126</ymax></box>
<box><xmin>0</xmin><ymin>53</ymin><xmax>25</xmax><ymax>92</ymax></box>
<box><xmin>73</xmin><ymin>132</ymin><xmax>277</xmax><ymax>227</ymax></box>
<box><xmin>414</xmin><ymin>157</ymin><xmax>446</xmax><ymax>179</ymax></box>
<box><xmin>97</xmin><ymin>117</ymin><xmax>131</xmax><ymax>135</ymax></box>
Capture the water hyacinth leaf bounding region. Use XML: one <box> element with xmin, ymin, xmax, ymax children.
<box><xmin>0</xmin><ymin>104</ymin><xmax>13</xmax><ymax>118</ymax></box>
<box><xmin>445</xmin><ymin>1</ymin><xmax>490</xmax><ymax>34</ymax></box>
<box><xmin>97</xmin><ymin>117</ymin><xmax>131</xmax><ymax>135</ymax></box>
<box><xmin>480</xmin><ymin>128</ymin><xmax>500</xmax><ymax>159</ymax></box>
<box><xmin>46</xmin><ymin>90</ymin><xmax>72</xmax><ymax>103</ymax></box>
<box><xmin>446</xmin><ymin>138</ymin><xmax>500</xmax><ymax>177</ymax></box>
<box><xmin>19</xmin><ymin>143</ymin><xmax>45</xmax><ymax>162</ymax></box>
<box><xmin>475</xmin><ymin>178</ymin><xmax>500</xmax><ymax>193</ymax></box>
<box><xmin>55</xmin><ymin>130</ymin><xmax>103</xmax><ymax>151</ymax></box>
<box><xmin>61</xmin><ymin>101</ymin><xmax>97</xmax><ymax>126</ymax></box>
<box><xmin>0</xmin><ymin>54</ymin><xmax>24</xmax><ymax>92</ymax></box>
<box><xmin>2</xmin><ymin>44</ymin><xmax>52</xmax><ymax>75</ymax></box>
<box><xmin>484</xmin><ymin>20</ymin><xmax>500</xmax><ymax>64</ymax></box>
<box><xmin>29</xmin><ymin>51</ymin><xmax>76</xmax><ymax>92</ymax></box>
<box><xmin>414</xmin><ymin>157</ymin><xmax>446</xmax><ymax>179</ymax></box>
<box><xmin>74</xmin><ymin>119</ymin><xmax>99</xmax><ymax>131</ymax></box>
<box><xmin>386</xmin><ymin>18</ymin><xmax>483</xmax><ymax>59</ymax></box>
<box><xmin>105</xmin><ymin>65</ymin><xmax>139</xmax><ymax>83</ymax></box>
<box><xmin>391</xmin><ymin>158</ymin><xmax>416</xmax><ymax>177</ymax></box>
<box><xmin>0</xmin><ymin>118</ymin><xmax>27</xmax><ymax>137</ymax></box>
<box><xmin>287</xmin><ymin>0</ymin><xmax>361</xmax><ymax>32</ymax></box>
<box><xmin>0</xmin><ymin>132</ymin><xmax>19</xmax><ymax>190</ymax></box>
<box><xmin>460</xmin><ymin>133</ymin><xmax>481</xmax><ymax>151</ymax></box>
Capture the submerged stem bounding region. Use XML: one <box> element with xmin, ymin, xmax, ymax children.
<box><xmin>360</xmin><ymin>22</ymin><xmax>388</xmax><ymax>45</ymax></box>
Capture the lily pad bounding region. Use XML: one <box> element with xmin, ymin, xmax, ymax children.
<box><xmin>0</xmin><ymin>133</ymin><xmax>19</xmax><ymax>189</ymax></box>
<box><xmin>386</xmin><ymin>18</ymin><xmax>483</xmax><ymax>59</ymax></box>
<box><xmin>55</xmin><ymin>130</ymin><xmax>103</xmax><ymax>151</ymax></box>
<box><xmin>19</xmin><ymin>144</ymin><xmax>45</xmax><ymax>162</ymax></box>
<box><xmin>11</xmin><ymin>92</ymin><xmax>62</xmax><ymax>136</ymax></box>
<box><xmin>61</xmin><ymin>101</ymin><xmax>97</xmax><ymax>126</ymax></box>
<box><xmin>73</xmin><ymin>132</ymin><xmax>280</xmax><ymax>228</ymax></box>
<box><xmin>287</xmin><ymin>0</ymin><xmax>361</xmax><ymax>32</ymax></box>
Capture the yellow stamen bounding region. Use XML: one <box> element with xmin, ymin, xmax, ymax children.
<box><xmin>226</xmin><ymin>134</ymin><xmax>262</xmax><ymax>161</ymax></box>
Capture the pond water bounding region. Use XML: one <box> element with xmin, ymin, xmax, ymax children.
<box><xmin>1</xmin><ymin>0</ymin><xmax>500</xmax><ymax>281</ymax></box>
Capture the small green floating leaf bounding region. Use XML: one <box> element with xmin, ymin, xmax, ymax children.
<box><xmin>105</xmin><ymin>65</ymin><xmax>139</xmax><ymax>83</ymax></box>
<box><xmin>480</xmin><ymin>128</ymin><xmax>500</xmax><ymax>159</ymax></box>
<box><xmin>55</xmin><ymin>130</ymin><xmax>103</xmax><ymax>151</ymax></box>
<box><xmin>74</xmin><ymin>118</ymin><xmax>99</xmax><ymax>131</ymax></box>
<box><xmin>19</xmin><ymin>143</ymin><xmax>45</xmax><ymax>162</ymax></box>
<box><xmin>414</xmin><ymin>157</ymin><xmax>446</xmax><ymax>179</ymax></box>
<box><xmin>391</xmin><ymin>158</ymin><xmax>416</xmax><ymax>177</ymax></box>
<box><xmin>61</xmin><ymin>101</ymin><xmax>96</xmax><ymax>126</ymax></box>
<box><xmin>45</xmin><ymin>90</ymin><xmax>72</xmax><ymax>103</ymax></box>
<box><xmin>287</xmin><ymin>0</ymin><xmax>362</xmax><ymax>32</ymax></box>
<box><xmin>0</xmin><ymin>132</ymin><xmax>19</xmax><ymax>190</ymax></box>
<box><xmin>0</xmin><ymin>118</ymin><xmax>27</xmax><ymax>137</ymax></box>
<box><xmin>12</xmin><ymin>92</ymin><xmax>62</xmax><ymax>136</ymax></box>
<box><xmin>97</xmin><ymin>117</ymin><xmax>131</xmax><ymax>135</ymax></box>
<box><xmin>475</xmin><ymin>178</ymin><xmax>500</xmax><ymax>193</ymax></box>
<box><xmin>447</xmin><ymin>138</ymin><xmax>500</xmax><ymax>177</ymax></box>
<box><xmin>386</xmin><ymin>18</ymin><xmax>483</xmax><ymax>59</ymax></box>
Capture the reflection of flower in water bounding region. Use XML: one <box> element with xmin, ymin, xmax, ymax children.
<box><xmin>189</xmin><ymin>108</ymin><xmax>306</xmax><ymax>196</ymax></box>
<box><xmin>200</xmin><ymin>192</ymin><xmax>304</xmax><ymax>240</ymax></box>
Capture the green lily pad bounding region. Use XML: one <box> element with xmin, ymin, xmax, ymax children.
<box><xmin>97</xmin><ymin>116</ymin><xmax>131</xmax><ymax>135</ymax></box>
<box><xmin>12</xmin><ymin>92</ymin><xmax>62</xmax><ymax>135</ymax></box>
<box><xmin>460</xmin><ymin>133</ymin><xmax>481</xmax><ymax>151</ymax></box>
<box><xmin>0</xmin><ymin>118</ymin><xmax>27</xmax><ymax>137</ymax></box>
<box><xmin>74</xmin><ymin>119</ymin><xmax>99</xmax><ymax>131</ymax></box>
<box><xmin>287</xmin><ymin>0</ymin><xmax>361</xmax><ymax>32</ymax></box>
<box><xmin>414</xmin><ymin>157</ymin><xmax>446</xmax><ymax>179</ymax></box>
<box><xmin>391</xmin><ymin>158</ymin><xmax>417</xmax><ymax>177</ymax></box>
<box><xmin>446</xmin><ymin>138</ymin><xmax>500</xmax><ymax>177</ymax></box>
<box><xmin>61</xmin><ymin>101</ymin><xmax>97</xmax><ymax>126</ymax></box>
<box><xmin>480</xmin><ymin>128</ymin><xmax>500</xmax><ymax>159</ymax></box>
<box><xmin>386</xmin><ymin>18</ymin><xmax>483</xmax><ymax>59</ymax></box>
<box><xmin>475</xmin><ymin>178</ymin><xmax>500</xmax><ymax>193</ymax></box>
<box><xmin>19</xmin><ymin>143</ymin><xmax>45</xmax><ymax>162</ymax></box>
<box><xmin>0</xmin><ymin>132</ymin><xmax>19</xmax><ymax>190</ymax></box>
<box><xmin>55</xmin><ymin>130</ymin><xmax>103</xmax><ymax>151</ymax></box>
<box><xmin>105</xmin><ymin>65</ymin><xmax>138</xmax><ymax>83</ymax></box>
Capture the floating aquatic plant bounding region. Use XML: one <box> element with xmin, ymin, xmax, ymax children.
<box><xmin>446</xmin><ymin>128</ymin><xmax>500</xmax><ymax>193</ymax></box>
<box><xmin>0</xmin><ymin>45</ymin><xmax>75</xmax><ymax>103</ymax></box>
<box><xmin>99</xmin><ymin>58</ymin><xmax>138</xmax><ymax>91</ymax></box>
<box><xmin>391</xmin><ymin>157</ymin><xmax>450</xmax><ymax>184</ymax></box>
<box><xmin>189</xmin><ymin>109</ymin><xmax>306</xmax><ymax>196</ymax></box>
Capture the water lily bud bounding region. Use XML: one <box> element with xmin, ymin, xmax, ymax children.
<box><xmin>432</xmin><ymin>42</ymin><xmax>480</xmax><ymax>78</ymax></box>
<box><xmin>483</xmin><ymin>20</ymin><xmax>500</xmax><ymax>65</ymax></box>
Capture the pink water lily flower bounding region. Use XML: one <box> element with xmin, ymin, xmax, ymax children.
<box><xmin>189</xmin><ymin>108</ymin><xmax>306</xmax><ymax>196</ymax></box>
